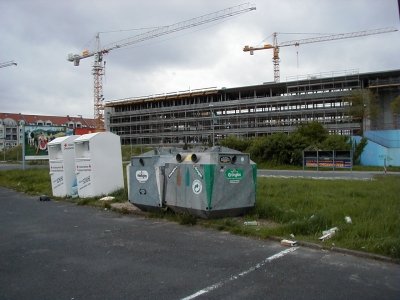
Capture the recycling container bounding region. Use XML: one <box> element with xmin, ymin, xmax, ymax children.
<box><xmin>74</xmin><ymin>132</ymin><xmax>124</xmax><ymax>198</ymax></box>
<box><xmin>48</xmin><ymin>135</ymin><xmax>79</xmax><ymax>197</ymax></box>
<box><xmin>127</xmin><ymin>148</ymin><xmax>181</xmax><ymax>211</ymax></box>
<box><xmin>164</xmin><ymin>146</ymin><xmax>257</xmax><ymax>218</ymax></box>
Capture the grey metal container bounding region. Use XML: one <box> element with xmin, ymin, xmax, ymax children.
<box><xmin>127</xmin><ymin>148</ymin><xmax>182</xmax><ymax>211</ymax></box>
<box><xmin>164</xmin><ymin>146</ymin><xmax>257</xmax><ymax>218</ymax></box>
<box><xmin>127</xmin><ymin>146</ymin><xmax>257</xmax><ymax>218</ymax></box>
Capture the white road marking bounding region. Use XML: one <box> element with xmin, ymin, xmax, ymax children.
<box><xmin>259</xmin><ymin>174</ymin><xmax>372</xmax><ymax>181</ymax></box>
<box><xmin>181</xmin><ymin>247</ymin><xmax>299</xmax><ymax>300</ymax></box>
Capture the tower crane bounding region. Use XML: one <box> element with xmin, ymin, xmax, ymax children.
<box><xmin>243</xmin><ymin>27</ymin><xmax>398</xmax><ymax>83</ymax></box>
<box><xmin>0</xmin><ymin>61</ymin><xmax>17</xmax><ymax>69</ymax></box>
<box><xmin>68</xmin><ymin>3</ymin><xmax>256</xmax><ymax>131</ymax></box>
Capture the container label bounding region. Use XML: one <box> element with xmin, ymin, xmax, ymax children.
<box><xmin>52</xmin><ymin>175</ymin><xmax>64</xmax><ymax>190</ymax></box>
<box><xmin>78</xmin><ymin>175</ymin><xmax>91</xmax><ymax>191</ymax></box>
<box><xmin>219</xmin><ymin>156</ymin><xmax>231</xmax><ymax>164</ymax></box>
<box><xmin>77</xmin><ymin>164</ymin><xmax>91</xmax><ymax>172</ymax></box>
<box><xmin>224</xmin><ymin>169</ymin><xmax>244</xmax><ymax>183</ymax></box>
<box><xmin>136</xmin><ymin>170</ymin><xmax>149</xmax><ymax>183</ymax></box>
<box><xmin>50</xmin><ymin>164</ymin><xmax>64</xmax><ymax>172</ymax></box>
<box><xmin>192</xmin><ymin>179</ymin><xmax>202</xmax><ymax>195</ymax></box>
<box><xmin>63</xmin><ymin>143</ymin><xmax>74</xmax><ymax>150</ymax></box>
<box><xmin>193</xmin><ymin>166</ymin><xmax>203</xmax><ymax>178</ymax></box>
<box><xmin>168</xmin><ymin>166</ymin><xmax>178</xmax><ymax>178</ymax></box>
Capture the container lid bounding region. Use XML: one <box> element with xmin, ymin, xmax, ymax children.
<box><xmin>74</xmin><ymin>132</ymin><xmax>101</xmax><ymax>142</ymax></box>
<box><xmin>48</xmin><ymin>135</ymin><xmax>79</xmax><ymax>146</ymax></box>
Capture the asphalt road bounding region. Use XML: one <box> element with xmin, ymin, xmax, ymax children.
<box><xmin>1</xmin><ymin>187</ymin><xmax>399</xmax><ymax>300</ymax></box>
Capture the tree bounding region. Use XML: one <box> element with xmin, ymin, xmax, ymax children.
<box><xmin>353</xmin><ymin>137</ymin><xmax>368</xmax><ymax>165</ymax></box>
<box><xmin>294</xmin><ymin>121</ymin><xmax>328</xmax><ymax>145</ymax></box>
<box><xmin>288</xmin><ymin>133</ymin><xmax>308</xmax><ymax>165</ymax></box>
<box><xmin>247</xmin><ymin>136</ymin><xmax>269</xmax><ymax>162</ymax></box>
<box><xmin>221</xmin><ymin>122</ymin><xmax>355</xmax><ymax>166</ymax></box>
<box><xmin>344</xmin><ymin>89</ymin><xmax>380</xmax><ymax>135</ymax></box>
<box><xmin>320</xmin><ymin>135</ymin><xmax>351</xmax><ymax>151</ymax></box>
<box><xmin>220</xmin><ymin>135</ymin><xmax>251</xmax><ymax>152</ymax></box>
<box><xmin>390</xmin><ymin>95</ymin><xmax>400</xmax><ymax>129</ymax></box>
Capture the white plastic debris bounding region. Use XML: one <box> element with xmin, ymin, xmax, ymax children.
<box><xmin>243</xmin><ymin>221</ymin><xmax>258</xmax><ymax>226</ymax></box>
<box><xmin>345</xmin><ymin>216</ymin><xmax>352</xmax><ymax>224</ymax></box>
<box><xmin>281</xmin><ymin>239</ymin><xmax>298</xmax><ymax>247</ymax></box>
<box><xmin>319</xmin><ymin>227</ymin><xmax>339</xmax><ymax>241</ymax></box>
<box><xmin>99</xmin><ymin>196</ymin><xmax>115</xmax><ymax>202</ymax></box>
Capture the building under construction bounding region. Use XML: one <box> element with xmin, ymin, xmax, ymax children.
<box><xmin>104</xmin><ymin>69</ymin><xmax>400</xmax><ymax>146</ymax></box>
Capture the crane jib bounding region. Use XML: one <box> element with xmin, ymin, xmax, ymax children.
<box><xmin>66</xmin><ymin>3</ymin><xmax>257</xmax><ymax>131</ymax></box>
<box><xmin>243</xmin><ymin>26</ymin><xmax>398</xmax><ymax>83</ymax></box>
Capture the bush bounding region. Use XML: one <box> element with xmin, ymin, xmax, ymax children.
<box><xmin>219</xmin><ymin>135</ymin><xmax>251</xmax><ymax>152</ymax></box>
<box><xmin>220</xmin><ymin>122</ymin><xmax>358</xmax><ymax>166</ymax></box>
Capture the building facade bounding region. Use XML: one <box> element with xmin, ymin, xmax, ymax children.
<box><xmin>105</xmin><ymin>69</ymin><xmax>400</xmax><ymax>146</ymax></box>
<box><xmin>0</xmin><ymin>113</ymin><xmax>95</xmax><ymax>151</ymax></box>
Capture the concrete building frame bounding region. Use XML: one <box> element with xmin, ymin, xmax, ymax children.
<box><xmin>105</xmin><ymin>69</ymin><xmax>400</xmax><ymax>146</ymax></box>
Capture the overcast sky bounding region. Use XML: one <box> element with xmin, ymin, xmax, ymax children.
<box><xmin>1</xmin><ymin>0</ymin><xmax>399</xmax><ymax>118</ymax></box>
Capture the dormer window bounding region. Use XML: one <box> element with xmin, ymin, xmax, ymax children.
<box><xmin>4</xmin><ymin>118</ymin><xmax>17</xmax><ymax>126</ymax></box>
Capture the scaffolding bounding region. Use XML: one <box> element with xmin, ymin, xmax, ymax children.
<box><xmin>105</xmin><ymin>70</ymin><xmax>400</xmax><ymax>146</ymax></box>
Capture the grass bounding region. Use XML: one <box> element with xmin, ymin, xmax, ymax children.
<box><xmin>0</xmin><ymin>168</ymin><xmax>52</xmax><ymax>196</ymax></box>
<box><xmin>276</xmin><ymin>176</ymin><xmax>400</xmax><ymax>257</ymax></box>
<box><xmin>0</xmin><ymin>167</ymin><xmax>399</xmax><ymax>259</ymax></box>
<box><xmin>0</xmin><ymin>168</ymin><xmax>127</xmax><ymax>209</ymax></box>
<box><xmin>121</xmin><ymin>145</ymin><xmax>152</xmax><ymax>162</ymax></box>
<box><xmin>201</xmin><ymin>176</ymin><xmax>400</xmax><ymax>259</ymax></box>
<box><xmin>256</xmin><ymin>161</ymin><xmax>400</xmax><ymax>172</ymax></box>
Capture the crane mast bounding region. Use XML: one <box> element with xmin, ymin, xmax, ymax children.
<box><xmin>68</xmin><ymin>3</ymin><xmax>256</xmax><ymax>131</ymax></box>
<box><xmin>243</xmin><ymin>27</ymin><xmax>398</xmax><ymax>83</ymax></box>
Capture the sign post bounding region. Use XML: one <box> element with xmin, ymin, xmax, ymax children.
<box><xmin>22</xmin><ymin>125</ymin><xmax>25</xmax><ymax>170</ymax></box>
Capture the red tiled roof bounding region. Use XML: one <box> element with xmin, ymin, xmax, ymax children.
<box><xmin>0</xmin><ymin>112</ymin><xmax>95</xmax><ymax>128</ymax></box>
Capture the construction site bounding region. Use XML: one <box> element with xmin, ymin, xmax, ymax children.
<box><xmin>2</xmin><ymin>4</ymin><xmax>399</xmax><ymax>165</ymax></box>
<box><xmin>62</xmin><ymin>4</ymin><xmax>398</xmax><ymax>148</ymax></box>
<box><xmin>104</xmin><ymin>69</ymin><xmax>400</xmax><ymax>146</ymax></box>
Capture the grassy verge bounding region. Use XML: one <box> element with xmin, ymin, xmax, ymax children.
<box><xmin>201</xmin><ymin>176</ymin><xmax>400</xmax><ymax>259</ymax></box>
<box><xmin>0</xmin><ymin>168</ymin><xmax>52</xmax><ymax>196</ymax></box>
<box><xmin>0</xmin><ymin>168</ymin><xmax>127</xmax><ymax>209</ymax></box>
<box><xmin>0</xmin><ymin>168</ymin><xmax>399</xmax><ymax>259</ymax></box>
<box><xmin>256</xmin><ymin>162</ymin><xmax>400</xmax><ymax>172</ymax></box>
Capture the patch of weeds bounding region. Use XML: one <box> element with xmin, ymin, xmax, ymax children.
<box><xmin>375</xmin><ymin>238</ymin><xmax>400</xmax><ymax>258</ymax></box>
<box><xmin>177</xmin><ymin>213</ymin><xmax>197</xmax><ymax>226</ymax></box>
<box><xmin>119</xmin><ymin>207</ymin><xmax>131</xmax><ymax>214</ymax></box>
<box><xmin>148</xmin><ymin>210</ymin><xmax>168</xmax><ymax>219</ymax></box>
<box><xmin>216</xmin><ymin>219</ymin><xmax>235</xmax><ymax>231</ymax></box>
<box><xmin>109</xmin><ymin>188</ymin><xmax>128</xmax><ymax>203</ymax></box>
<box><xmin>103</xmin><ymin>202</ymin><xmax>112</xmax><ymax>209</ymax></box>
<box><xmin>287</xmin><ymin>214</ymin><xmax>332</xmax><ymax>236</ymax></box>
<box><xmin>77</xmin><ymin>198</ymin><xmax>96</xmax><ymax>206</ymax></box>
